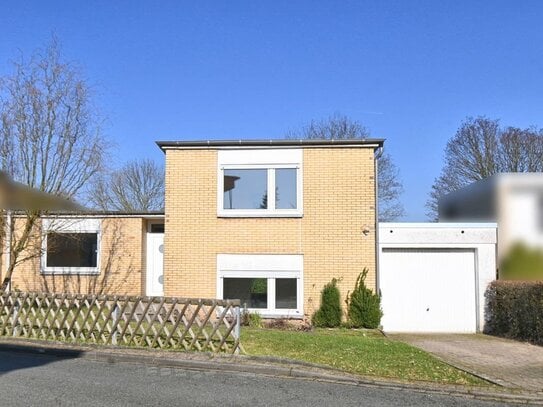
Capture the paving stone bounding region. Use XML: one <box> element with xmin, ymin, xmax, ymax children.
<box><xmin>393</xmin><ymin>334</ymin><xmax>543</xmax><ymax>392</ymax></box>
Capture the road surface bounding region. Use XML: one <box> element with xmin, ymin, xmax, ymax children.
<box><xmin>0</xmin><ymin>350</ymin><xmax>514</xmax><ymax>406</ymax></box>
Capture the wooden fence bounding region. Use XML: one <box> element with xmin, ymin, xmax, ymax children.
<box><xmin>0</xmin><ymin>291</ymin><xmax>241</xmax><ymax>353</ymax></box>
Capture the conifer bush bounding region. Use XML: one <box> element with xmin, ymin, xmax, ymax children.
<box><xmin>312</xmin><ymin>278</ymin><xmax>342</xmax><ymax>327</ymax></box>
<box><xmin>346</xmin><ymin>268</ymin><xmax>383</xmax><ymax>329</ymax></box>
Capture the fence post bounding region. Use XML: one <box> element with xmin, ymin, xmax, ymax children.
<box><xmin>112</xmin><ymin>304</ymin><xmax>119</xmax><ymax>345</ymax></box>
<box><xmin>12</xmin><ymin>300</ymin><xmax>20</xmax><ymax>337</ymax></box>
<box><xmin>234</xmin><ymin>304</ymin><xmax>241</xmax><ymax>354</ymax></box>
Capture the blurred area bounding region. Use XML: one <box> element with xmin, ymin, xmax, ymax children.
<box><xmin>439</xmin><ymin>173</ymin><xmax>543</xmax><ymax>280</ymax></box>
<box><xmin>0</xmin><ymin>171</ymin><xmax>82</xmax><ymax>212</ymax></box>
<box><xmin>500</xmin><ymin>243</ymin><xmax>543</xmax><ymax>280</ymax></box>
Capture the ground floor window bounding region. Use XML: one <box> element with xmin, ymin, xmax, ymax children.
<box><xmin>41</xmin><ymin>219</ymin><xmax>100</xmax><ymax>274</ymax></box>
<box><xmin>46</xmin><ymin>232</ymin><xmax>98</xmax><ymax>268</ymax></box>
<box><xmin>217</xmin><ymin>254</ymin><xmax>303</xmax><ymax>318</ymax></box>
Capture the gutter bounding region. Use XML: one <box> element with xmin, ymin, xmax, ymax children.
<box><xmin>374</xmin><ymin>146</ymin><xmax>384</xmax><ymax>294</ymax></box>
<box><xmin>5</xmin><ymin>210</ymin><xmax>11</xmax><ymax>292</ymax></box>
<box><xmin>156</xmin><ymin>138</ymin><xmax>385</xmax><ymax>152</ymax></box>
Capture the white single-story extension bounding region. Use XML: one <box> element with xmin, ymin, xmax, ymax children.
<box><xmin>378</xmin><ymin>223</ymin><xmax>497</xmax><ymax>333</ymax></box>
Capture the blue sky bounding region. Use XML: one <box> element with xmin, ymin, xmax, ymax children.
<box><xmin>2</xmin><ymin>1</ymin><xmax>543</xmax><ymax>220</ymax></box>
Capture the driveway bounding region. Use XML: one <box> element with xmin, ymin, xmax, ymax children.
<box><xmin>393</xmin><ymin>334</ymin><xmax>543</xmax><ymax>392</ymax></box>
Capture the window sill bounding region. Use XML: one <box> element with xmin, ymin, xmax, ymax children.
<box><xmin>218</xmin><ymin>211</ymin><xmax>303</xmax><ymax>218</ymax></box>
<box><xmin>41</xmin><ymin>268</ymin><xmax>100</xmax><ymax>276</ymax></box>
<box><xmin>245</xmin><ymin>310</ymin><xmax>304</xmax><ymax>319</ymax></box>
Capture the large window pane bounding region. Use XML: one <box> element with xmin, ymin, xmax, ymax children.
<box><xmin>46</xmin><ymin>233</ymin><xmax>98</xmax><ymax>268</ymax></box>
<box><xmin>275</xmin><ymin>168</ymin><xmax>297</xmax><ymax>209</ymax></box>
<box><xmin>223</xmin><ymin>278</ymin><xmax>268</xmax><ymax>308</ymax></box>
<box><xmin>224</xmin><ymin>169</ymin><xmax>267</xmax><ymax>210</ymax></box>
<box><xmin>275</xmin><ymin>278</ymin><xmax>297</xmax><ymax>309</ymax></box>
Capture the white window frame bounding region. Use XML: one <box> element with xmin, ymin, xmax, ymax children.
<box><xmin>217</xmin><ymin>254</ymin><xmax>303</xmax><ymax>318</ymax></box>
<box><xmin>41</xmin><ymin>219</ymin><xmax>101</xmax><ymax>275</ymax></box>
<box><xmin>217</xmin><ymin>149</ymin><xmax>303</xmax><ymax>218</ymax></box>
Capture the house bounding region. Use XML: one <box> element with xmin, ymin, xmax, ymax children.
<box><xmin>438</xmin><ymin>173</ymin><xmax>543</xmax><ymax>262</ymax></box>
<box><xmin>1</xmin><ymin>138</ymin><xmax>384</xmax><ymax>320</ymax></box>
<box><xmin>2</xmin><ymin>212</ymin><xmax>164</xmax><ymax>295</ymax></box>
<box><xmin>158</xmin><ymin>139</ymin><xmax>383</xmax><ymax>318</ymax></box>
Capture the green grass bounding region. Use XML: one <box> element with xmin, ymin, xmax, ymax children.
<box><xmin>241</xmin><ymin>327</ymin><xmax>488</xmax><ymax>386</ymax></box>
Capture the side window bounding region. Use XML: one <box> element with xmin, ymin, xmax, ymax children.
<box><xmin>42</xmin><ymin>219</ymin><xmax>100</xmax><ymax>275</ymax></box>
<box><xmin>46</xmin><ymin>232</ymin><xmax>98</xmax><ymax>269</ymax></box>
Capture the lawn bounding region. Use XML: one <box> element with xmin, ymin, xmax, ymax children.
<box><xmin>241</xmin><ymin>327</ymin><xmax>487</xmax><ymax>386</ymax></box>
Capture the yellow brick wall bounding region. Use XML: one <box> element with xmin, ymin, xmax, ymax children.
<box><xmin>164</xmin><ymin>147</ymin><xmax>376</xmax><ymax>318</ymax></box>
<box><xmin>4</xmin><ymin>217</ymin><xmax>145</xmax><ymax>295</ymax></box>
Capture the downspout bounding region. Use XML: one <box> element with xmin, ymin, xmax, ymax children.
<box><xmin>4</xmin><ymin>210</ymin><xmax>12</xmax><ymax>292</ymax></box>
<box><xmin>374</xmin><ymin>146</ymin><xmax>384</xmax><ymax>295</ymax></box>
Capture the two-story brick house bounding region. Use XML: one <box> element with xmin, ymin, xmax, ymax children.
<box><xmin>2</xmin><ymin>138</ymin><xmax>383</xmax><ymax>320</ymax></box>
<box><xmin>158</xmin><ymin>139</ymin><xmax>383</xmax><ymax>318</ymax></box>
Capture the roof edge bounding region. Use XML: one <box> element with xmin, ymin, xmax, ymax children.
<box><xmin>9</xmin><ymin>210</ymin><xmax>165</xmax><ymax>218</ymax></box>
<box><xmin>156</xmin><ymin>138</ymin><xmax>385</xmax><ymax>151</ymax></box>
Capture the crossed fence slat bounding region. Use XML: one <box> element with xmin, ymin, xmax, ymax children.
<box><xmin>0</xmin><ymin>291</ymin><xmax>241</xmax><ymax>353</ymax></box>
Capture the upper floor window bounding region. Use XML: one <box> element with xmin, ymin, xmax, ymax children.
<box><xmin>218</xmin><ymin>149</ymin><xmax>302</xmax><ymax>217</ymax></box>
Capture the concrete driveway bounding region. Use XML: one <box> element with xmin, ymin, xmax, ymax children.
<box><xmin>392</xmin><ymin>334</ymin><xmax>543</xmax><ymax>392</ymax></box>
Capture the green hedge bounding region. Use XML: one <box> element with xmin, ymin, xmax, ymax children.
<box><xmin>484</xmin><ymin>281</ymin><xmax>543</xmax><ymax>345</ymax></box>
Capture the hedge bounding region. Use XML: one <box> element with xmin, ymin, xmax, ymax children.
<box><xmin>484</xmin><ymin>280</ymin><xmax>543</xmax><ymax>345</ymax></box>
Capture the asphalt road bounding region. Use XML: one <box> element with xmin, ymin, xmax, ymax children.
<box><xmin>0</xmin><ymin>351</ymin><xmax>515</xmax><ymax>406</ymax></box>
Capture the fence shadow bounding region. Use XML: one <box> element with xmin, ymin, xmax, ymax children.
<box><xmin>0</xmin><ymin>344</ymin><xmax>83</xmax><ymax>376</ymax></box>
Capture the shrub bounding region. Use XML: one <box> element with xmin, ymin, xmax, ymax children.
<box><xmin>241</xmin><ymin>310</ymin><xmax>262</xmax><ymax>328</ymax></box>
<box><xmin>265</xmin><ymin>318</ymin><xmax>294</xmax><ymax>330</ymax></box>
<box><xmin>312</xmin><ymin>278</ymin><xmax>342</xmax><ymax>327</ymax></box>
<box><xmin>500</xmin><ymin>243</ymin><xmax>543</xmax><ymax>280</ymax></box>
<box><xmin>484</xmin><ymin>280</ymin><xmax>543</xmax><ymax>345</ymax></box>
<box><xmin>346</xmin><ymin>268</ymin><xmax>383</xmax><ymax>329</ymax></box>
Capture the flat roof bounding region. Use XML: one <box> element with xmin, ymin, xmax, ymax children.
<box><xmin>156</xmin><ymin>138</ymin><xmax>385</xmax><ymax>151</ymax></box>
<box><xmin>379</xmin><ymin>222</ymin><xmax>498</xmax><ymax>228</ymax></box>
<box><xmin>11</xmin><ymin>210</ymin><xmax>164</xmax><ymax>218</ymax></box>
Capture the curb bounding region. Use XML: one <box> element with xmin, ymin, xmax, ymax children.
<box><xmin>1</xmin><ymin>339</ymin><xmax>542</xmax><ymax>405</ymax></box>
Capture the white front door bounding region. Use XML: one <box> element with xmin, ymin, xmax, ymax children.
<box><xmin>146</xmin><ymin>233</ymin><xmax>164</xmax><ymax>296</ymax></box>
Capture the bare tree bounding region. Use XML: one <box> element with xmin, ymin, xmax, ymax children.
<box><xmin>426</xmin><ymin>116</ymin><xmax>543</xmax><ymax>219</ymax></box>
<box><xmin>0</xmin><ymin>38</ymin><xmax>107</xmax><ymax>289</ymax></box>
<box><xmin>88</xmin><ymin>159</ymin><xmax>164</xmax><ymax>212</ymax></box>
<box><xmin>287</xmin><ymin>114</ymin><xmax>404</xmax><ymax>221</ymax></box>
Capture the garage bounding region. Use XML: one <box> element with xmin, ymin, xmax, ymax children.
<box><xmin>378</xmin><ymin>223</ymin><xmax>497</xmax><ymax>333</ymax></box>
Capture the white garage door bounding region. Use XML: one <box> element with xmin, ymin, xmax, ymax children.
<box><xmin>380</xmin><ymin>248</ymin><xmax>477</xmax><ymax>333</ymax></box>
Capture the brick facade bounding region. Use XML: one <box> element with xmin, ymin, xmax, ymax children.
<box><xmin>2</xmin><ymin>217</ymin><xmax>147</xmax><ymax>295</ymax></box>
<box><xmin>163</xmin><ymin>146</ymin><xmax>377</xmax><ymax>318</ymax></box>
<box><xmin>1</xmin><ymin>142</ymin><xmax>379</xmax><ymax>319</ymax></box>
